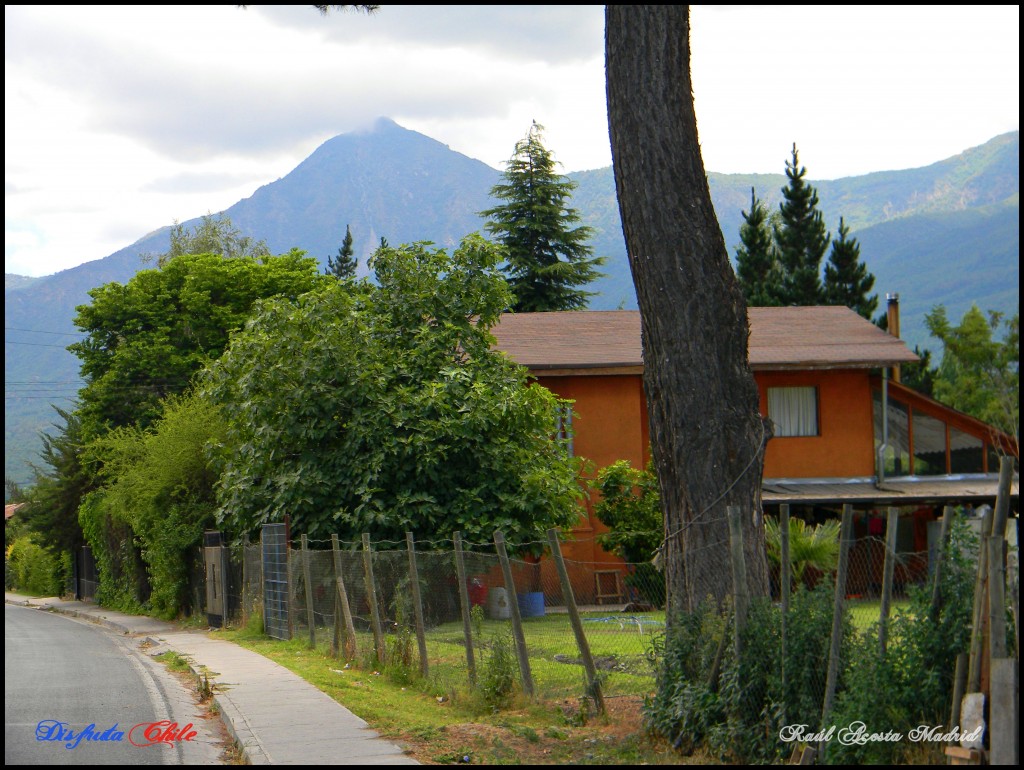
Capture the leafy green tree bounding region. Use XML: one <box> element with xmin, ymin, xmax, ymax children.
<box><xmin>592</xmin><ymin>459</ymin><xmax>661</xmax><ymax>564</ymax></box>
<box><xmin>327</xmin><ymin>223</ymin><xmax>357</xmax><ymax>279</ymax></box>
<box><xmin>774</xmin><ymin>144</ymin><xmax>829</xmax><ymax>305</ymax></box>
<box><xmin>83</xmin><ymin>392</ymin><xmax>226</xmax><ymax>618</ymax></box>
<box><xmin>823</xmin><ymin>217</ymin><xmax>878</xmax><ymax>319</ymax></box>
<box><xmin>69</xmin><ymin>250</ymin><xmax>329</xmax><ymax>436</ymax></box>
<box><xmin>481</xmin><ymin>122</ymin><xmax>606</xmax><ymax>312</ymax></box>
<box><xmin>155</xmin><ymin>212</ymin><xmax>270</xmax><ymax>267</ymax></box>
<box><xmin>205</xmin><ymin>234</ymin><xmax>585</xmax><ymax>542</ymax></box>
<box><xmin>735</xmin><ymin>188</ymin><xmax>782</xmax><ymax>306</ymax></box>
<box><xmin>592</xmin><ymin>459</ymin><xmax>665</xmax><ymax>607</ymax></box>
<box><xmin>926</xmin><ymin>304</ymin><xmax>1019</xmax><ymax>446</ymax></box>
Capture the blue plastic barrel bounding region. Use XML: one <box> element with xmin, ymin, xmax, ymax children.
<box><xmin>518</xmin><ymin>591</ymin><xmax>545</xmax><ymax>618</ymax></box>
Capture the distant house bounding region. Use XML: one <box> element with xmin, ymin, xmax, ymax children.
<box><xmin>490</xmin><ymin>305</ymin><xmax>1018</xmax><ymax>601</ymax></box>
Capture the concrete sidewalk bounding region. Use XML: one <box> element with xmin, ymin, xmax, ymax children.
<box><xmin>5</xmin><ymin>593</ymin><xmax>418</xmax><ymax>765</ymax></box>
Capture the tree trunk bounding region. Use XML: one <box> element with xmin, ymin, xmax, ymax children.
<box><xmin>605</xmin><ymin>5</ymin><xmax>770</xmax><ymax>615</ymax></box>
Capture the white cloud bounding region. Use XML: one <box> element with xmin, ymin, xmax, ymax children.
<box><xmin>4</xmin><ymin>4</ymin><xmax>1018</xmax><ymax>277</ymax></box>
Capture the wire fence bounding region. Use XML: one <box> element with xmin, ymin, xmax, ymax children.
<box><xmin>196</xmin><ymin>523</ymin><xmax>953</xmax><ymax>706</ymax></box>
<box><xmin>171</xmin><ymin>498</ymin><xmax>1015</xmax><ymax>763</ymax></box>
<box><xmin>193</xmin><ymin>529</ymin><xmax>668</xmax><ymax>706</ymax></box>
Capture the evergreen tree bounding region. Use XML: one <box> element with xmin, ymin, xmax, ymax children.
<box><xmin>480</xmin><ymin>122</ymin><xmax>606</xmax><ymax>312</ymax></box>
<box><xmin>774</xmin><ymin>144</ymin><xmax>829</xmax><ymax>305</ymax></box>
<box><xmin>823</xmin><ymin>217</ymin><xmax>878</xmax><ymax>318</ymax></box>
<box><xmin>326</xmin><ymin>224</ymin><xmax>357</xmax><ymax>279</ymax></box>
<box><xmin>926</xmin><ymin>305</ymin><xmax>1019</xmax><ymax>441</ymax></box>
<box><xmin>735</xmin><ymin>187</ymin><xmax>782</xmax><ymax>306</ymax></box>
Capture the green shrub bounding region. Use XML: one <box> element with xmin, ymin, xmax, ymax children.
<box><xmin>478</xmin><ymin>628</ymin><xmax>519</xmax><ymax>709</ymax></box>
<box><xmin>6</xmin><ymin>535</ymin><xmax>62</xmax><ymax>596</ymax></box>
<box><xmin>645</xmin><ymin>580</ymin><xmax>845</xmax><ymax>764</ymax></box>
<box><xmin>592</xmin><ymin>459</ymin><xmax>665</xmax><ymax>607</ymax></box>
<box><xmin>824</xmin><ymin>511</ymin><xmax>978</xmax><ymax>765</ymax></box>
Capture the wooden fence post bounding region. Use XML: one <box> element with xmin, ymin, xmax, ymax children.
<box><xmin>547</xmin><ymin>529</ymin><xmax>604</xmax><ymax>714</ymax></box>
<box><xmin>989</xmin><ymin>456</ymin><xmax>1018</xmax><ymax>765</ymax></box>
<box><xmin>362</xmin><ymin>533</ymin><xmax>386</xmax><ymax>667</ymax></box>
<box><xmin>331</xmin><ymin>535</ymin><xmax>358</xmax><ymax>660</ymax></box>
<box><xmin>878</xmin><ymin>507</ymin><xmax>900</xmax><ymax>656</ymax></box>
<box><xmin>241</xmin><ymin>532</ymin><xmax>250</xmax><ymax>628</ymax></box>
<box><xmin>219</xmin><ymin>535</ymin><xmax>230</xmax><ymax>629</ymax></box>
<box><xmin>727</xmin><ymin>505</ymin><xmax>749</xmax><ymax>659</ymax></box>
<box><xmin>301</xmin><ymin>534</ymin><xmax>316</xmax><ymax>648</ymax></box>
<box><xmin>452</xmin><ymin>532</ymin><xmax>477</xmax><ymax>686</ymax></box>
<box><xmin>967</xmin><ymin>507</ymin><xmax>994</xmax><ymax>693</ymax></box>
<box><xmin>929</xmin><ymin>505</ymin><xmax>955</xmax><ymax>619</ymax></box>
<box><xmin>780</xmin><ymin>504</ymin><xmax>790</xmax><ymax>721</ymax></box>
<box><xmin>494</xmin><ymin>531</ymin><xmax>534</xmax><ymax>697</ymax></box>
<box><xmin>820</xmin><ymin>503</ymin><xmax>853</xmax><ymax>746</ymax></box>
<box><xmin>406</xmin><ymin>532</ymin><xmax>430</xmax><ymax>678</ymax></box>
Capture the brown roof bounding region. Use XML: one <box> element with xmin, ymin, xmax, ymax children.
<box><xmin>490</xmin><ymin>307</ymin><xmax>918</xmax><ymax>372</ymax></box>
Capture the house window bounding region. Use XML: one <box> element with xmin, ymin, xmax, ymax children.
<box><xmin>767</xmin><ymin>387</ymin><xmax>818</xmax><ymax>437</ymax></box>
<box><xmin>912</xmin><ymin>411</ymin><xmax>947</xmax><ymax>475</ymax></box>
<box><xmin>949</xmin><ymin>428</ymin><xmax>984</xmax><ymax>474</ymax></box>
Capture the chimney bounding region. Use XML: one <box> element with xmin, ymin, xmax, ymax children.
<box><xmin>887</xmin><ymin>293</ymin><xmax>901</xmax><ymax>383</ymax></box>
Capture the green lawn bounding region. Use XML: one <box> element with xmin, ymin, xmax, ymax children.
<box><xmin>846</xmin><ymin>597</ymin><xmax>912</xmax><ymax>633</ymax></box>
<box><xmin>418</xmin><ymin>610</ymin><xmax>663</xmax><ymax>699</ymax></box>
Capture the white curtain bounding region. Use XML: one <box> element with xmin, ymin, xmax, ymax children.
<box><xmin>768</xmin><ymin>387</ymin><xmax>818</xmax><ymax>437</ymax></box>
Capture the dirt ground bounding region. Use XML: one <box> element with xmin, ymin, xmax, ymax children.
<box><xmin>392</xmin><ymin>696</ymin><xmax>699</xmax><ymax>765</ymax></box>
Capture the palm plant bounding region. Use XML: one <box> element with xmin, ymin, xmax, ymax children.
<box><xmin>765</xmin><ymin>516</ymin><xmax>841</xmax><ymax>586</ymax></box>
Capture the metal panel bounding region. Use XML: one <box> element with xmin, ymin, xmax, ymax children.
<box><xmin>262</xmin><ymin>523</ymin><xmax>290</xmax><ymax>640</ymax></box>
<box><xmin>203</xmin><ymin>531</ymin><xmax>224</xmax><ymax>627</ymax></box>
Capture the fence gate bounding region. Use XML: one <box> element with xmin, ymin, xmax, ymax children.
<box><xmin>262</xmin><ymin>523</ymin><xmax>290</xmax><ymax>640</ymax></box>
<box><xmin>76</xmin><ymin>546</ymin><xmax>98</xmax><ymax>601</ymax></box>
<box><xmin>203</xmin><ymin>531</ymin><xmax>227</xmax><ymax>627</ymax></box>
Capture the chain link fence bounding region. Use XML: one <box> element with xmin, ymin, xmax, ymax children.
<box><xmin>280</xmin><ymin>534</ymin><xmax>665</xmax><ymax>704</ymax></box>
<box><xmin>177</xmin><ymin>500</ymin><xmax>1013</xmax><ymax>763</ymax></box>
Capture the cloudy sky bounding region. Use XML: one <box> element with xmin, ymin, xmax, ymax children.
<box><xmin>5</xmin><ymin>5</ymin><xmax>1019</xmax><ymax>278</ymax></box>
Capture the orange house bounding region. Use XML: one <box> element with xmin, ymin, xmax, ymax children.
<box><xmin>491</xmin><ymin>306</ymin><xmax>1018</xmax><ymax>600</ymax></box>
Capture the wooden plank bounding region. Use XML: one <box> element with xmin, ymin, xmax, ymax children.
<box><xmin>820</xmin><ymin>504</ymin><xmax>853</xmax><ymax>746</ymax></box>
<box><xmin>405</xmin><ymin>532</ymin><xmax>429</xmax><ymax>678</ymax></box>
<box><xmin>362</xmin><ymin>533</ymin><xmax>385</xmax><ymax>667</ymax></box>
<box><xmin>494</xmin><ymin>531</ymin><xmax>534</xmax><ymax>697</ymax></box>
<box><xmin>547</xmin><ymin>528</ymin><xmax>604</xmax><ymax>714</ymax></box>
<box><xmin>301</xmin><ymin>535</ymin><xmax>316</xmax><ymax>648</ymax></box>
<box><xmin>452</xmin><ymin>532</ymin><xmax>477</xmax><ymax>686</ymax></box>
<box><xmin>878</xmin><ymin>507</ymin><xmax>899</xmax><ymax>656</ymax></box>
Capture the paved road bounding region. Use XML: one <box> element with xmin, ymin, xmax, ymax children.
<box><xmin>5</xmin><ymin>604</ymin><xmax>224</xmax><ymax>765</ymax></box>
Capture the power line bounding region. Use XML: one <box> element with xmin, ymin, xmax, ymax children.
<box><xmin>5</xmin><ymin>326</ymin><xmax>86</xmax><ymax>337</ymax></box>
<box><xmin>4</xmin><ymin>340</ymin><xmax>77</xmax><ymax>349</ymax></box>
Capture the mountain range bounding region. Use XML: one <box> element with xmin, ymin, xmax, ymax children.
<box><xmin>5</xmin><ymin>118</ymin><xmax>1019</xmax><ymax>487</ymax></box>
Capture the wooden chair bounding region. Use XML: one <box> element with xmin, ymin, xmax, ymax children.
<box><xmin>594</xmin><ymin>570</ymin><xmax>624</xmax><ymax>605</ymax></box>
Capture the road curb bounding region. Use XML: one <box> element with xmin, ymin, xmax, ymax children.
<box><xmin>6</xmin><ymin>597</ymin><xmax>252</xmax><ymax>764</ymax></box>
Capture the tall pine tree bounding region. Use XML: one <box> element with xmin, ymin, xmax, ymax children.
<box><xmin>774</xmin><ymin>144</ymin><xmax>829</xmax><ymax>305</ymax></box>
<box><xmin>735</xmin><ymin>187</ymin><xmax>782</xmax><ymax>306</ymax></box>
<box><xmin>327</xmin><ymin>224</ymin><xmax>357</xmax><ymax>279</ymax></box>
<box><xmin>823</xmin><ymin>217</ymin><xmax>877</xmax><ymax>318</ymax></box>
<box><xmin>480</xmin><ymin>122</ymin><xmax>605</xmax><ymax>312</ymax></box>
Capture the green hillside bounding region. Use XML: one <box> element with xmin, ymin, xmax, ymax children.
<box><xmin>5</xmin><ymin>125</ymin><xmax>1019</xmax><ymax>488</ymax></box>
